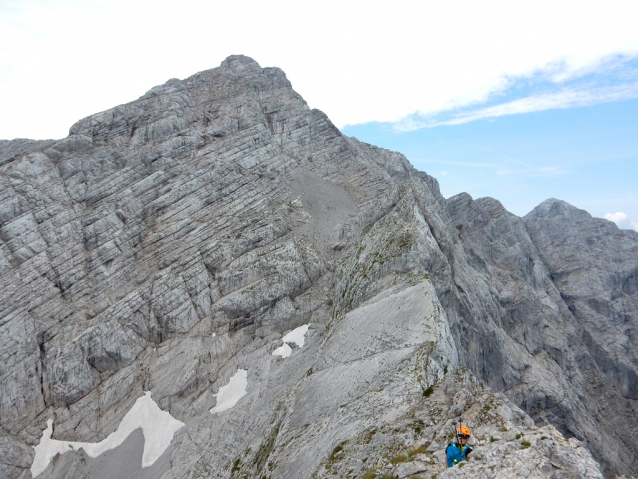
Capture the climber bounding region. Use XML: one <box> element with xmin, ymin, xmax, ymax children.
<box><xmin>446</xmin><ymin>425</ymin><xmax>473</xmax><ymax>468</ymax></box>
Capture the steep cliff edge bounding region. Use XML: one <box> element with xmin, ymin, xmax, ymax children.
<box><xmin>0</xmin><ymin>55</ymin><xmax>635</xmax><ymax>479</ymax></box>
<box><xmin>445</xmin><ymin>193</ymin><xmax>638</xmax><ymax>476</ymax></box>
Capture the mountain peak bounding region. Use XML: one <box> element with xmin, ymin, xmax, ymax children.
<box><xmin>525</xmin><ymin>197</ymin><xmax>587</xmax><ymax>219</ymax></box>
<box><xmin>219</xmin><ymin>54</ymin><xmax>262</xmax><ymax>72</ymax></box>
<box><xmin>1</xmin><ymin>56</ymin><xmax>636</xmax><ymax>479</ymax></box>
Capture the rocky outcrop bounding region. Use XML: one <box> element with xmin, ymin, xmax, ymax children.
<box><xmin>0</xmin><ymin>139</ymin><xmax>56</xmax><ymax>167</ymax></box>
<box><xmin>444</xmin><ymin>193</ymin><xmax>638</xmax><ymax>476</ymax></box>
<box><xmin>0</xmin><ymin>55</ymin><xmax>635</xmax><ymax>479</ymax></box>
<box><xmin>321</xmin><ymin>369</ymin><xmax>603</xmax><ymax>479</ymax></box>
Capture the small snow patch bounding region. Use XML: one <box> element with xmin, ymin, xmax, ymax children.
<box><xmin>210</xmin><ymin>369</ymin><xmax>248</xmax><ymax>414</ymax></box>
<box><xmin>272</xmin><ymin>324</ymin><xmax>310</xmax><ymax>359</ymax></box>
<box><xmin>272</xmin><ymin>343</ymin><xmax>292</xmax><ymax>358</ymax></box>
<box><xmin>31</xmin><ymin>392</ymin><xmax>184</xmax><ymax>477</ymax></box>
<box><xmin>272</xmin><ymin>342</ymin><xmax>293</xmax><ymax>358</ymax></box>
<box><xmin>283</xmin><ymin>324</ymin><xmax>309</xmax><ymax>347</ymax></box>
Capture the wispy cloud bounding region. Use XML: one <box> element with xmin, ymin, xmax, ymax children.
<box><xmin>603</xmin><ymin>212</ymin><xmax>638</xmax><ymax>231</ymax></box>
<box><xmin>454</xmin><ymin>140</ymin><xmax>532</xmax><ymax>167</ymax></box>
<box><xmin>2</xmin><ymin>1</ymin><xmax>638</xmax><ymax>138</ymax></box>
<box><xmin>496</xmin><ymin>166</ymin><xmax>573</xmax><ymax>177</ymax></box>
<box><xmin>605</xmin><ymin>212</ymin><xmax>628</xmax><ymax>224</ymax></box>
<box><xmin>413</xmin><ymin>159</ymin><xmax>499</xmax><ymax>168</ymax></box>
<box><xmin>397</xmin><ymin>81</ymin><xmax>638</xmax><ymax>130</ymax></box>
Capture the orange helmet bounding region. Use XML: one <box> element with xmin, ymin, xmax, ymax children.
<box><xmin>458</xmin><ymin>426</ymin><xmax>471</xmax><ymax>437</ymax></box>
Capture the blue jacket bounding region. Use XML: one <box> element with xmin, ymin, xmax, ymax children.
<box><xmin>446</xmin><ymin>442</ymin><xmax>471</xmax><ymax>467</ymax></box>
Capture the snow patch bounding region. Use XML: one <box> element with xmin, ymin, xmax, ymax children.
<box><xmin>283</xmin><ymin>324</ymin><xmax>309</xmax><ymax>347</ymax></box>
<box><xmin>210</xmin><ymin>369</ymin><xmax>248</xmax><ymax>414</ymax></box>
<box><xmin>272</xmin><ymin>342</ymin><xmax>293</xmax><ymax>358</ymax></box>
<box><xmin>31</xmin><ymin>391</ymin><xmax>184</xmax><ymax>477</ymax></box>
<box><xmin>272</xmin><ymin>324</ymin><xmax>310</xmax><ymax>359</ymax></box>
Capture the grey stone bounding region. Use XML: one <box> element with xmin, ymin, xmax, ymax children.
<box><xmin>0</xmin><ymin>55</ymin><xmax>634</xmax><ymax>479</ymax></box>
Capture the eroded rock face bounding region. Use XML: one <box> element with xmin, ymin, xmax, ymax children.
<box><xmin>445</xmin><ymin>193</ymin><xmax>638</xmax><ymax>476</ymax></box>
<box><xmin>321</xmin><ymin>370</ymin><xmax>603</xmax><ymax>479</ymax></box>
<box><xmin>0</xmin><ymin>55</ymin><xmax>635</xmax><ymax>479</ymax></box>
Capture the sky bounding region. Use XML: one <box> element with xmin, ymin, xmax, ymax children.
<box><xmin>1</xmin><ymin>0</ymin><xmax>637</xmax><ymax>229</ymax></box>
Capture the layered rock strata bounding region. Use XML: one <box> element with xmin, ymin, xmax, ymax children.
<box><xmin>0</xmin><ymin>55</ymin><xmax>636</xmax><ymax>479</ymax></box>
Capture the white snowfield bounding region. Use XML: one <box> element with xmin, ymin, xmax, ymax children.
<box><xmin>272</xmin><ymin>324</ymin><xmax>310</xmax><ymax>358</ymax></box>
<box><xmin>210</xmin><ymin>369</ymin><xmax>248</xmax><ymax>414</ymax></box>
<box><xmin>31</xmin><ymin>392</ymin><xmax>184</xmax><ymax>477</ymax></box>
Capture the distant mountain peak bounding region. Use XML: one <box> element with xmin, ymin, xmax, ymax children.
<box><xmin>220</xmin><ymin>54</ymin><xmax>262</xmax><ymax>72</ymax></box>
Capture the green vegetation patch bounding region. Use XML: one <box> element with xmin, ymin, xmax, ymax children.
<box><xmin>328</xmin><ymin>440</ymin><xmax>350</xmax><ymax>463</ymax></box>
<box><xmin>409</xmin><ymin>445</ymin><xmax>428</xmax><ymax>457</ymax></box>
<box><xmin>397</xmin><ymin>234</ymin><xmax>414</xmax><ymax>249</ymax></box>
<box><xmin>390</xmin><ymin>454</ymin><xmax>408</xmax><ymax>464</ymax></box>
<box><xmin>520</xmin><ymin>440</ymin><xmax>531</xmax><ymax>449</ymax></box>
<box><xmin>253</xmin><ymin>422</ymin><xmax>281</xmax><ymax>474</ymax></box>
<box><xmin>329</xmin><ymin>445</ymin><xmax>343</xmax><ymax>462</ymax></box>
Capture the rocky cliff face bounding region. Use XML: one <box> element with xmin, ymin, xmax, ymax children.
<box><xmin>0</xmin><ymin>55</ymin><xmax>636</xmax><ymax>479</ymax></box>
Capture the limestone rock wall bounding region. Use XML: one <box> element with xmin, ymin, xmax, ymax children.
<box><xmin>0</xmin><ymin>55</ymin><xmax>635</xmax><ymax>479</ymax></box>
<box><xmin>445</xmin><ymin>193</ymin><xmax>638</xmax><ymax>475</ymax></box>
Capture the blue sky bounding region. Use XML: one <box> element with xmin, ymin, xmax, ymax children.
<box><xmin>342</xmin><ymin>96</ymin><xmax>638</xmax><ymax>227</ymax></box>
<box><xmin>340</xmin><ymin>54</ymin><xmax>638</xmax><ymax>229</ymax></box>
<box><xmin>1</xmin><ymin>0</ymin><xmax>637</xmax><ymax>229</ymax></box>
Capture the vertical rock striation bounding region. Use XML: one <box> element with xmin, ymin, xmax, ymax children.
<box><xmin>445</xmin><ymin>192</ymin><xmax>638</xmax><ymax>476</ymax></box>
<box><xmin>0</xmin><ymin>55</ymin><xmax>635</xmax><ymax>478</ymax></box>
